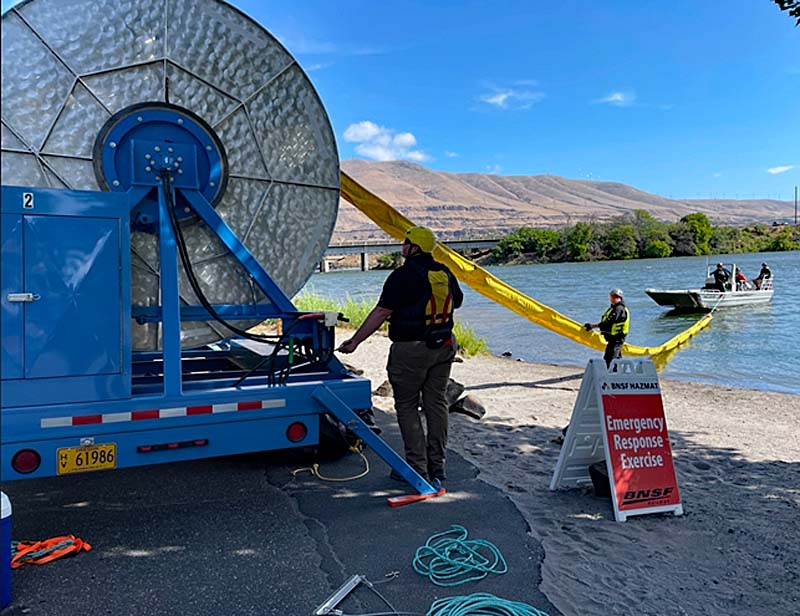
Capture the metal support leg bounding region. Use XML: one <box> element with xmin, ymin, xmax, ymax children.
<box><xmin>312</xmin><ymin>385</ymin><xmax>436</xmax><ymax>495</ymax></box>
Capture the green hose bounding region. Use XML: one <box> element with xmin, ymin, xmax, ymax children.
<box><xmin>427</xmin><ymin>592</ymin><xmax>550</xmax><ymax>616</ymax></box>
<box><xmin>413</xmin><ymin>525</ymin><xmax>507</xmax><ymax>587</ymax></box>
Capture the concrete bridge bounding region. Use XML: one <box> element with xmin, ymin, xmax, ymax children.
<box><xmin>321</xmin><ymin>238</ymin><xmax>500</xmax><ymax>272</ymax></box>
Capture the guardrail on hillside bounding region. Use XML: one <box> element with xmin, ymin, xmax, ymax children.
<box><xmin>322</xmin><ymin>238</ymin><xmax>500</xmax><ymax>271</ymax></box>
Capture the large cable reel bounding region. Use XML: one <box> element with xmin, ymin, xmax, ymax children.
<box><xmin>1</xmin><ymin>0</ymin><xmax>340</xmax><ymax>350</ymax></box>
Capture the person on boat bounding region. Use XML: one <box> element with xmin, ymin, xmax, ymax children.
<box><xmin>337</xmin><ymin>226</ymin><xmax>463</xmax><ymax>488</ymax></box>
<box><xmin>712</xmin><ymin>262</ymin><xmax>731</xmax><ymax>292</ymax></box>
<box><xmin>734</xmin><ymin>267</ymin><xmax>749</xmax><ymax>291</ymax></box>
<box><xmin>753</xmin><ymin>262</ymin><xmax>772</xmax><ymax>289</ymax></box>
<box><xmin>584</xmin><ymin>288</ymin><xmax>630</xmax><ymax>368</ymax></box>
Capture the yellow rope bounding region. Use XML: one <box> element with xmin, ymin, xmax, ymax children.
<box><xmin>291</xmin><ymin>441</ymin><xmax>370</xmax><ymax>482</ymax></box>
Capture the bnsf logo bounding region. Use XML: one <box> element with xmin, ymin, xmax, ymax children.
<box><xmin>622</xmin><ymin>486</ymin><xmax>674</xmax><ymax>504</ymax></box>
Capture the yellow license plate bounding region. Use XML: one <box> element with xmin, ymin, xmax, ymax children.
<box><xmin>57</xmin><ymin>443</ymin><xmax>117</xmax><ymax>475</ymax></box>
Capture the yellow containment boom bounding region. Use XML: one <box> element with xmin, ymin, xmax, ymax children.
<box><xmin>340</xmin><ymin>172</ymin><xmax>711</xmax><ymax>367</ymax></box>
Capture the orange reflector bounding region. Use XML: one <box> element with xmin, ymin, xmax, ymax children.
<box><xmin>387</xmin><ymin>487</ymin><xmax>446</xmax><ymax>508</ymax></box>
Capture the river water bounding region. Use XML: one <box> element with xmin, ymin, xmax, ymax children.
<box><xmin>301</xmin><ymin>251</ymin><xmax>800</xmax><ymax>395</ymax></box>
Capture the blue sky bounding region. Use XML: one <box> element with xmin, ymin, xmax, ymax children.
<box><xmin>3</xmin><ymin>0</ymin><xmax>799</xmax><ymax>200</ymax></box>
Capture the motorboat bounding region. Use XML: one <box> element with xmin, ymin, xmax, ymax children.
<box><xmin>645</xmin><ymin>262</ymin><xmax>774</xmax><ymax>311</ymax></box>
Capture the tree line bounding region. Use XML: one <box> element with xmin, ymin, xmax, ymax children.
<box><xmin>489</xmin><ymin>211</ymin><xmax>800</xmax><ymax>263</ymax></box>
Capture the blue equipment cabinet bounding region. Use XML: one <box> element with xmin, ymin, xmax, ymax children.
<box><xmin>1</xmin><ymin>187</ymin><xmax>131</xmax><ymax>404</ymax></box>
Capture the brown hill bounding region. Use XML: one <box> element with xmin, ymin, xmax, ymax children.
<box><xmin>333</xmin><ymin>160</ymin><xmax>792</xmax><ymax>243</ymax></box>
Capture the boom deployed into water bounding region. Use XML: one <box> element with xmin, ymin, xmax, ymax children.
<box><xmin>339</xmin><ymin>172</ymin><xmax>712</xmax><ymax>366</ymax></box>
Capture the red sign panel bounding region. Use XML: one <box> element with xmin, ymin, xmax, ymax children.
<box><xmin>601</xmin><ymin>393</ymin><xmax>681</xmax><ymax>512</ymax></box>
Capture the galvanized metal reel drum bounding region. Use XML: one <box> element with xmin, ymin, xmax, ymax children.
<box><xmin>1</xmin><ymin>0</ymin><xmax>340</xmax><ymax>350</ymax></box>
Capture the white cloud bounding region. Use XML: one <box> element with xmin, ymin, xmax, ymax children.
<box><xmin>343</xmin><ymin>121</ymin><xmax>430</xmax><ymax>162</ymax></box>
<box><xmin>392</xmin><ymin>132</ymin><xmax>417</xmax><ymax>148</ymax></box>
<box><xmin>713</xmin><ymin>172</ymin><xmax>723</xmax><ymax>178</ymax></box>
<box><xmin>305</xmin><ymin>62</ymin><xmax>333</xmax><ymax>72</ymax></box>
<box><xmin>445</xmin><ymin>151</ymin><xmax>459</xmax><ymax>158</ymax></box>
<box><xmin>343</xmin><ymin>121</ymin><xmax>382</xmax><ymax>142</ymax></box>
<box><xmin>767</xmin><ymin>165</ymin><xmax>794</xmax><ymax>175</ymax></box>
<box><xmin>595</xmin><ymin>90</ymin><xmax>636</xmax><ymax>107</ymax></box>
<box><xmin>272</xmin><ymin>29</ymin><xmax>390</xmax><ymax>57</ymax></box>
<box><xmin>478</xmin><ymin>84</ymin><xmax>545</xmax><ymax>110</ymax></box>
<box><xmin>485</xmin><ymin>164</ymin><xmax>503</xmax><ymax>174</ymax></box>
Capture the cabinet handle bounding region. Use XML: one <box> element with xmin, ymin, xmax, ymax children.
<box><xmin>6</xmin><ymin>292</ymin><xmax>40</xmax><ymax>302</ymax></box>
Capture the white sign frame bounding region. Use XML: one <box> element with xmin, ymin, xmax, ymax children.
<box><xmin>550</xmin><ymin>358</ymin><xmax>683</xmax><ymax>522</ymax></box>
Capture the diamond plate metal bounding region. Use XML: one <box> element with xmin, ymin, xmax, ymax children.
<box><xmin>249</xmin><ymin>65</ymin><xmax>339</xmax><ymax>188</ymax></box>
<box><xmin>245</xmin><ymin>183</ymin><xmax>339</xmax><ymax>297</ymax></box>
<box><xmin>214</xmin><ymin>107</ymin><xmax>269</xmax><ymax>179</ymax></box>
<box><xmin>43</xmin><ymin>84</ymin><xmax>111</xmax><ymax>157</ymax></box>
<box><xmin>83</xmin><ymin>63</ymin><xmax>164</xmax><ymax>115</ymax></box>
<box><xmin>18</xmin><ymin>0</ymin><xmax>165</xmax><ymax>76</ymax></box>
<box><xmin>166</xmin><ymin>62</ymin><xmax>239</xmax><ymax>127</ymax></box>
<box><xmin>1</xmin><ymin>11</ymin><xmax>76</xmax><ymax>150</ymax></box>
<box><xmin>41</xmin><ymin>156</ymin><xmax>101</xmax><ymax>191</ymax></box>
<box><xmin>167</xmin><ymin>0</ymin><xmax>293</xmax><ymax>102</ymax></box>
<box><xmin>215</xmin><ymin>177</ymin><xmax>272</xmax><ymax>240</ymax></box>
<box><xmin>2</xmin><ymin>0</ymin><xmax>340</xmax><ymax>351</ymax></box>
<box><xmin>1</xmin><ymin>152</ymin><xmax>48</xmax><ymax>186</ymax></box>
<box><xmin>1</xmin><ymin>123</ymin><xmax>28</xmax><ymax>151</ymax></box>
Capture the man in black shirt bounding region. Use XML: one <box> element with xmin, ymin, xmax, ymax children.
<box><xmin>753</xmin><ymin>262</ymin><xmax>772</xmax><ymax>289</ymax></box>
<box><xmin>584</xmin><ymin>288</ymin><xmax>630</xmax><ymax>368</ymax></box>
<box><xmin>712</xmin><ymin>262</ymin><xmax>731</xmax><ymax>292</ymax></box>
<box><xmin>338</xmin><ymin>227</ymin><xmax>463</xmax><ymax>486</ymax></box>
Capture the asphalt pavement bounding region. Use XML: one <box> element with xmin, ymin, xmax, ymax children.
<box><xmin>1</xmin><ymin>409</ymin><xmax>559</xmax><ymax>616</ymax></box>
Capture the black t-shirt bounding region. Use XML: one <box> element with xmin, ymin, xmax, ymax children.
<box><xmin>378</xmin><ymin>254</ymin><xmax>463</xmax><ymax>341</ymax></box>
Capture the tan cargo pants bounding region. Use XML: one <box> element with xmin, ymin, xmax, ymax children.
<box><xmin>387</xmin><ymin>340</ymin><xmax>456</xmax><ymax>481</ymax></box>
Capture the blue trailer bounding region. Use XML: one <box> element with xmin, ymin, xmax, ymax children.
<box><xmin>0</xmin><ymin>102</ymin><xmax>435</xmax><ymax>496</ymax></box>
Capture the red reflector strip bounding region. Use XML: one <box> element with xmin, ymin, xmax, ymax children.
<box><xmin>137</xmin><ymin>439</ymin><xmax>209</xmax><ymax>453</ymax></box>
<box><xmin>72</xmin><ymin>415</ymin><xmax>102</xmax><ymax>425</ymax></box>
<box><xmin>42</xmin><ymin>399</ymin><xmax>286</xmax><ymax>428</ymax></box>
<box><xmin>187</xmin><ymin>405</ymin><xmax>213</xmax><ymax>415</ymax></box>
<box><xmin>132</xmin><ymin>410</ymin><xmax>159</xmax><ymax>421</ymax></box>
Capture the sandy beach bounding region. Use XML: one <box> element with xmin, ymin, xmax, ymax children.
<box><xmin>344</xmin><ymin>334</ymin><xmax>800</xmax><ymax>616</ymax></box>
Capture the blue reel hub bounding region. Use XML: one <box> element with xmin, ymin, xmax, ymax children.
<box><xmin>93</xmin><ymin>103</ymin><xmax>228</xmax><ymax>230</ymax></box>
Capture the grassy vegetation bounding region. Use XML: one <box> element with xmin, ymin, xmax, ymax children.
<box><xmin>293</xmin><ymin>289</ymin><xmax>488</xmax><ymax>357</ymax></box>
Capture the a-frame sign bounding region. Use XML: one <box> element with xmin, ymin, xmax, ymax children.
<box><xmin>550</xmin><ymin>358</ymin><xmax>683</xmax><ymax>522</ymax></box>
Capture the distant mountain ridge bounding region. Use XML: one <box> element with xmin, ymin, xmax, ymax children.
<box><xmin>332</xmin><ymin>159</ymin><xmax>792</xmax><ymax>243</ymax></box>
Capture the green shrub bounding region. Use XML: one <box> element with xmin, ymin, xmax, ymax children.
<box><xmin>376</xmin><ymin>252</ymin><xmax>401</xmax><ymax>269</ymax></box>
<box><xmin>643</xmin><ymin>238</ymin><xmax>672</xmax><ymax>258</ymax></box>
<box><xmin>453</xmin><ymin>321</ymin><xmax>488</xmax><ymax>357</ymax></box>
<box><xmin>293</xmin><ymin>289</ymin><xmax>379</xmax><ymax>328</ymax></box>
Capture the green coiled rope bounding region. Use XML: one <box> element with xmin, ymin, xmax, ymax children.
<box><xmin>427</xmin><ymin>592</ymin><xmax>551</xmax><ymax>616</ymax></box>
<box><xmin>413</xmin><ymin>525</ymin><xmax>508</xmax><ymax>587</ymax></box>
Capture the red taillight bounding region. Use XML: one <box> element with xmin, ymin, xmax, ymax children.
<box><xmin>286</xmin><ymin>422</ymin><xmax>307</xmax><ymax>443</ymax></box>
<box><xmin>12</xmin><ymin>449</ymin><xmax>41</xmax><ymax>474</ymax></box>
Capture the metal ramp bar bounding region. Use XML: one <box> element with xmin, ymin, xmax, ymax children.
<box><xmin>312</xmin><ymin>385</ymin><xmax>437</xmax><ymax>496</ymax></box>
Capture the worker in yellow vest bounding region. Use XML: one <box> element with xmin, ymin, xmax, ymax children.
<box><xmin>584</xmin><ymin>288</ymin><xmax>630</xmax><ymax>368</ymax></box>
